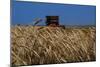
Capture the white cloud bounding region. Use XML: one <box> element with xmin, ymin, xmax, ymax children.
<box><xmin>16</xmin><ymin>0</ymin><xmax>96</xmax><ymax>6</ymax></box>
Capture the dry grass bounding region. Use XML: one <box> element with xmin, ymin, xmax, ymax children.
<box><xmin>11</xmin><ymin>25</ymin><xmax>96</xmax><ymax>66</ymax></box>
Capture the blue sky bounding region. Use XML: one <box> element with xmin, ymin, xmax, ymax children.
<box><xmin>11</xmin><ymin>1</ymin><xmax>96</xmax><ymax>25</ymax></box>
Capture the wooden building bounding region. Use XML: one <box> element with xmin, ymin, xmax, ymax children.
<box><xmin>46</xmin><ymin>16</ymin><xmax>59</xmax><ymax>27</ymax></box>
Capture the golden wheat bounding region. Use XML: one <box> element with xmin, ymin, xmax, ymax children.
<box><xmin>11</xmin><ymin>26</ymin><xmax>96</xmax><ymax>66</ymax></box>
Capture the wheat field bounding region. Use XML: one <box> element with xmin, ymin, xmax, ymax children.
<box><xmin>11</xmin><ymin>25</ymin><xmax>96</xmax><ymax>66</ymax></box>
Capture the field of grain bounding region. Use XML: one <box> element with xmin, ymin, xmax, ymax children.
<box><xmin>11</xmin><ymin>26</ymin><xmax>96</xmax><ymax>66</ymax></box>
